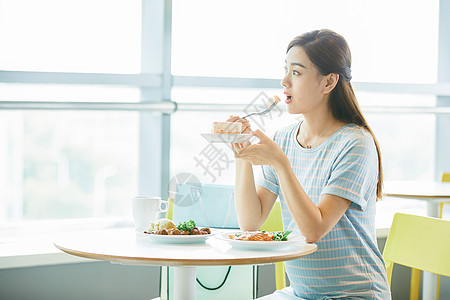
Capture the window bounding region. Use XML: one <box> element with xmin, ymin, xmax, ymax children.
<box><xmin>0</xmin><ymin>110</ymin><xmax>138</xmax><ymax>222</ymax></box>
<box><xmin>172</xmin><ymin>0</ymin><xmax>439</xmax><ymax>83</ymax></box>
<box><xmin>0</xmin><ymin>0</ymin><xmax>142</xmax><ymax>228</ymax></box>
<box><xmin>0</xmin><ymin>0</ymin><xmax>141</xmax><ymax>73</ymax></box>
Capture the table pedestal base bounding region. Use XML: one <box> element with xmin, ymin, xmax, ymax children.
<box><xmin>173</xmin><ymin>266</ymin><xmax>196</xmax><ymax>300</ymax></box>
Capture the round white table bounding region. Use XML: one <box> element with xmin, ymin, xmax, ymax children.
<box><xmin>384</xmin><ymin>180</ymin><xmax>450</xmax><ymax>300</ymax></box>
<box><xmin>384</xmin><ymin>180</ymin><xmax>450</xmax><ymax>217</ymax></box>
<box><xmin>54</xmin><ymin>229</ymin><xmax>317</xmax><ymax>300</ymax></box>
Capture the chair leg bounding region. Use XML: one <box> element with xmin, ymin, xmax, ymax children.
<box><xmin>275</xmin><ymin>262</ymin><xmax>286</xmax><ymax>290</ymax></box>
<box><xmin>436</xmin><ymin>274</ymin><xmax>440</xmax><ymax>300</ymax></box>
<box><xmin>409</xmin><ymin>268</ymin><xmax>421</xmax><ymax>300</ymax></box>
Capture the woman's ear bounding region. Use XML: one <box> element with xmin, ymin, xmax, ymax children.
<box><xmin>323</xmin><ymin>73</ymin><xmax>339</xmax><ymax>94</ymax></box>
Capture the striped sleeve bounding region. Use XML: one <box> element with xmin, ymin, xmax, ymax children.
<box><xmin>321</xmin><ymin>132</ymin><xmax>378</xmax><ymax>211</ymax></box>
<box><xmin>257</xmin><ymin>164</ymin><xmax>280</xmax><ymax>195</ymax></box>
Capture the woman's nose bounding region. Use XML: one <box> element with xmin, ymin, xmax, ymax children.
<box><xmin>280</xmin><ymin>75</ymin><xmax>289</xmax><ymax>88</ymax></box>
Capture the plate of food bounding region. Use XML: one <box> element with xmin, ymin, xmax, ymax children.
<box><xmin>215</xmin><ymin>230</ymin><xmax>305</xmax><ymax>250</ymax></box>
<box><xmin>201</xmin><ymin>121</ymin><xmax>252</xmax><ymax>143</ymax></box>
<box><xmin>140</xmin><ymin>219</ymin><xmax>214</xmax><ymax>244</ymax></box>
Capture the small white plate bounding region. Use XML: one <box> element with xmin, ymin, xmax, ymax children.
<box><xmin>138</xmin><ymin>232</ymin><xmax>214</xmax><ymax>244</ymax></box>
<box><xmin>215</xmin><ymin>232</ymin><xmax>305</xmax><ymax>250</ymax></box>
<box><xmin>201</xmin><ymin>133</ymin><xmax>253</xmax><ymax>144</ymax></box>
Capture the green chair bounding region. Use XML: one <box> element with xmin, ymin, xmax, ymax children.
<box><xmin>382</xmin><ymin>213</ymin><xmax>450</xmax><ymax>300</ymax></box>
<box><xmin>259</xmin><ymin>201</ymin><xmax>286</xmax><ymax>290</ymax></box>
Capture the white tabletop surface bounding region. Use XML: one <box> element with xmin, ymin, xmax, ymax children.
<box><xmin>384</xmin><ymin>180</ymin><xmax>450</xmax><ymax>198</ymax></box>
<box><xmin>54</xmin><ymin>229</ymin><xmax>317</xmax><ymax>267</ymax></box>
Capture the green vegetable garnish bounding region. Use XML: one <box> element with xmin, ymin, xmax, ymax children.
<box><xmin>272</xmin><ymin>230</ymin><xmax>292</xmax><ymax>241</ymax></box>
<box><xmin>177</xmin><ymin>220</ymin><xmax>196</xmax><ymax>232</ymax></box>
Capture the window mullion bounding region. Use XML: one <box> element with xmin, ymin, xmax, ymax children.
<box><xmin>138</xmin><ymin>0</ymin><xmax>172</xmax><ymax>200</ymax></box>
<box><xmin>435</xmin><ymin>0</ymin><xmax>450</xmax><ymax>180</ymax></box>
<box><xmin>0</xmin><ymin>71</ymin><xmax>161</xmax><ymax>87</ymax></box>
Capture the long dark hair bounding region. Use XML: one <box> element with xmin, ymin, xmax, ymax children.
<box><xmin>287</xmin><ymin>29</ymin><xmax>383</xmax><ymax>200</ymax></box>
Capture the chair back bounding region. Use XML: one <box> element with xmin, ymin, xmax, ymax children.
<box><xmin>383</xmin><ymin>213</ymin><xmax>450</xmax><ymax>287</ymax></box>
<box><xmin>441</xmin><ymin>172</ymin><xmax>450</xmax><ymax>182</ymax></box>
<box><xmin>170</xmin><ymin>183</ymin><xmax>239</xmax><ymax>229</ymax></box>
<box><xmin>260</xmin><ymin>201</ymin><xmax>284</xmax><ymax>232</ymax></box>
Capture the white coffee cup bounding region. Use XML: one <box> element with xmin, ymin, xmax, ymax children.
<box><xmin>132</xmin><ymin>196</ymin><xmax>169</xmax><ymax>232</ymax></box>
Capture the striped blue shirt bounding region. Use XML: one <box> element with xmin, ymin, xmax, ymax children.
<box><xmin>257</xmin><ymin>122</ymin><xmax>391</xmax><ymax>300</ymax></box>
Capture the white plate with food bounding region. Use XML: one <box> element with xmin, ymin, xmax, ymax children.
<box><xmin>215</xmin><ymin>231</ymin><xmax>305</xmax><ymax>250</ymax></box>
<box><xmin>139</xmin><ymin>219</ymin><xmax>214</xmax><ymax>244</ymax></box>
<box><xmin>201</xmin><ymin>133</ymin><xmax>253</xmax><ymax>144</ymax></box>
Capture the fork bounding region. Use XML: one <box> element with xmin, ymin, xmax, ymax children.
<box><xmin>240</xmin><ymin>96</ymin><xmax>280</xmax><ymax>120</ymax></box>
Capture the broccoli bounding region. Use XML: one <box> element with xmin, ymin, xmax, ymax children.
<box><xmin>177</xmin><ymin>220</ymin><xmax>196</xmax><ymax>232</ymax></box>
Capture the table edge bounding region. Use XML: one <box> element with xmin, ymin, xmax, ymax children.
<box><xmin>54</xmin><ymin>242</ymin><xmax>318</xmax><ymax>267</ymax></box>
<box><xmin>384</xmin><ymin>193</ymin><xmax>450</xmax><ymax>199</ymax></box>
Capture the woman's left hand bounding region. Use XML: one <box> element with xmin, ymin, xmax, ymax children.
<box><xmin>233</xmin><ymin>129</ymin><xmax>286</xmax><ymax>168</ymax></box>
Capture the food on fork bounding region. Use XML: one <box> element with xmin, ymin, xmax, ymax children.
<box><xmin>144</xmin><ymin>219</ymin><xmax>211</xmax><ymax>235</ymax></box>
<box><xmin>267</xmin><ymin>95</ymin><xmax>281</xmax><ymax>105</ymax></box>
<box><xmin>211</xmin><ymin>122</ymin><xmax>242</xmax><ymax>134</ymax></box>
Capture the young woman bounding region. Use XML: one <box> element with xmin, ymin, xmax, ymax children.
<box><xmin>228</xmin><ymin>29</ymin><xmax>391</xmax><ymax>299</ymax></box>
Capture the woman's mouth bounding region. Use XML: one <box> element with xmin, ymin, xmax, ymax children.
<box><xmin>285</xmin><ymin>95</ymin><xmax>293</xmax><ymax>104</ymax></box>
